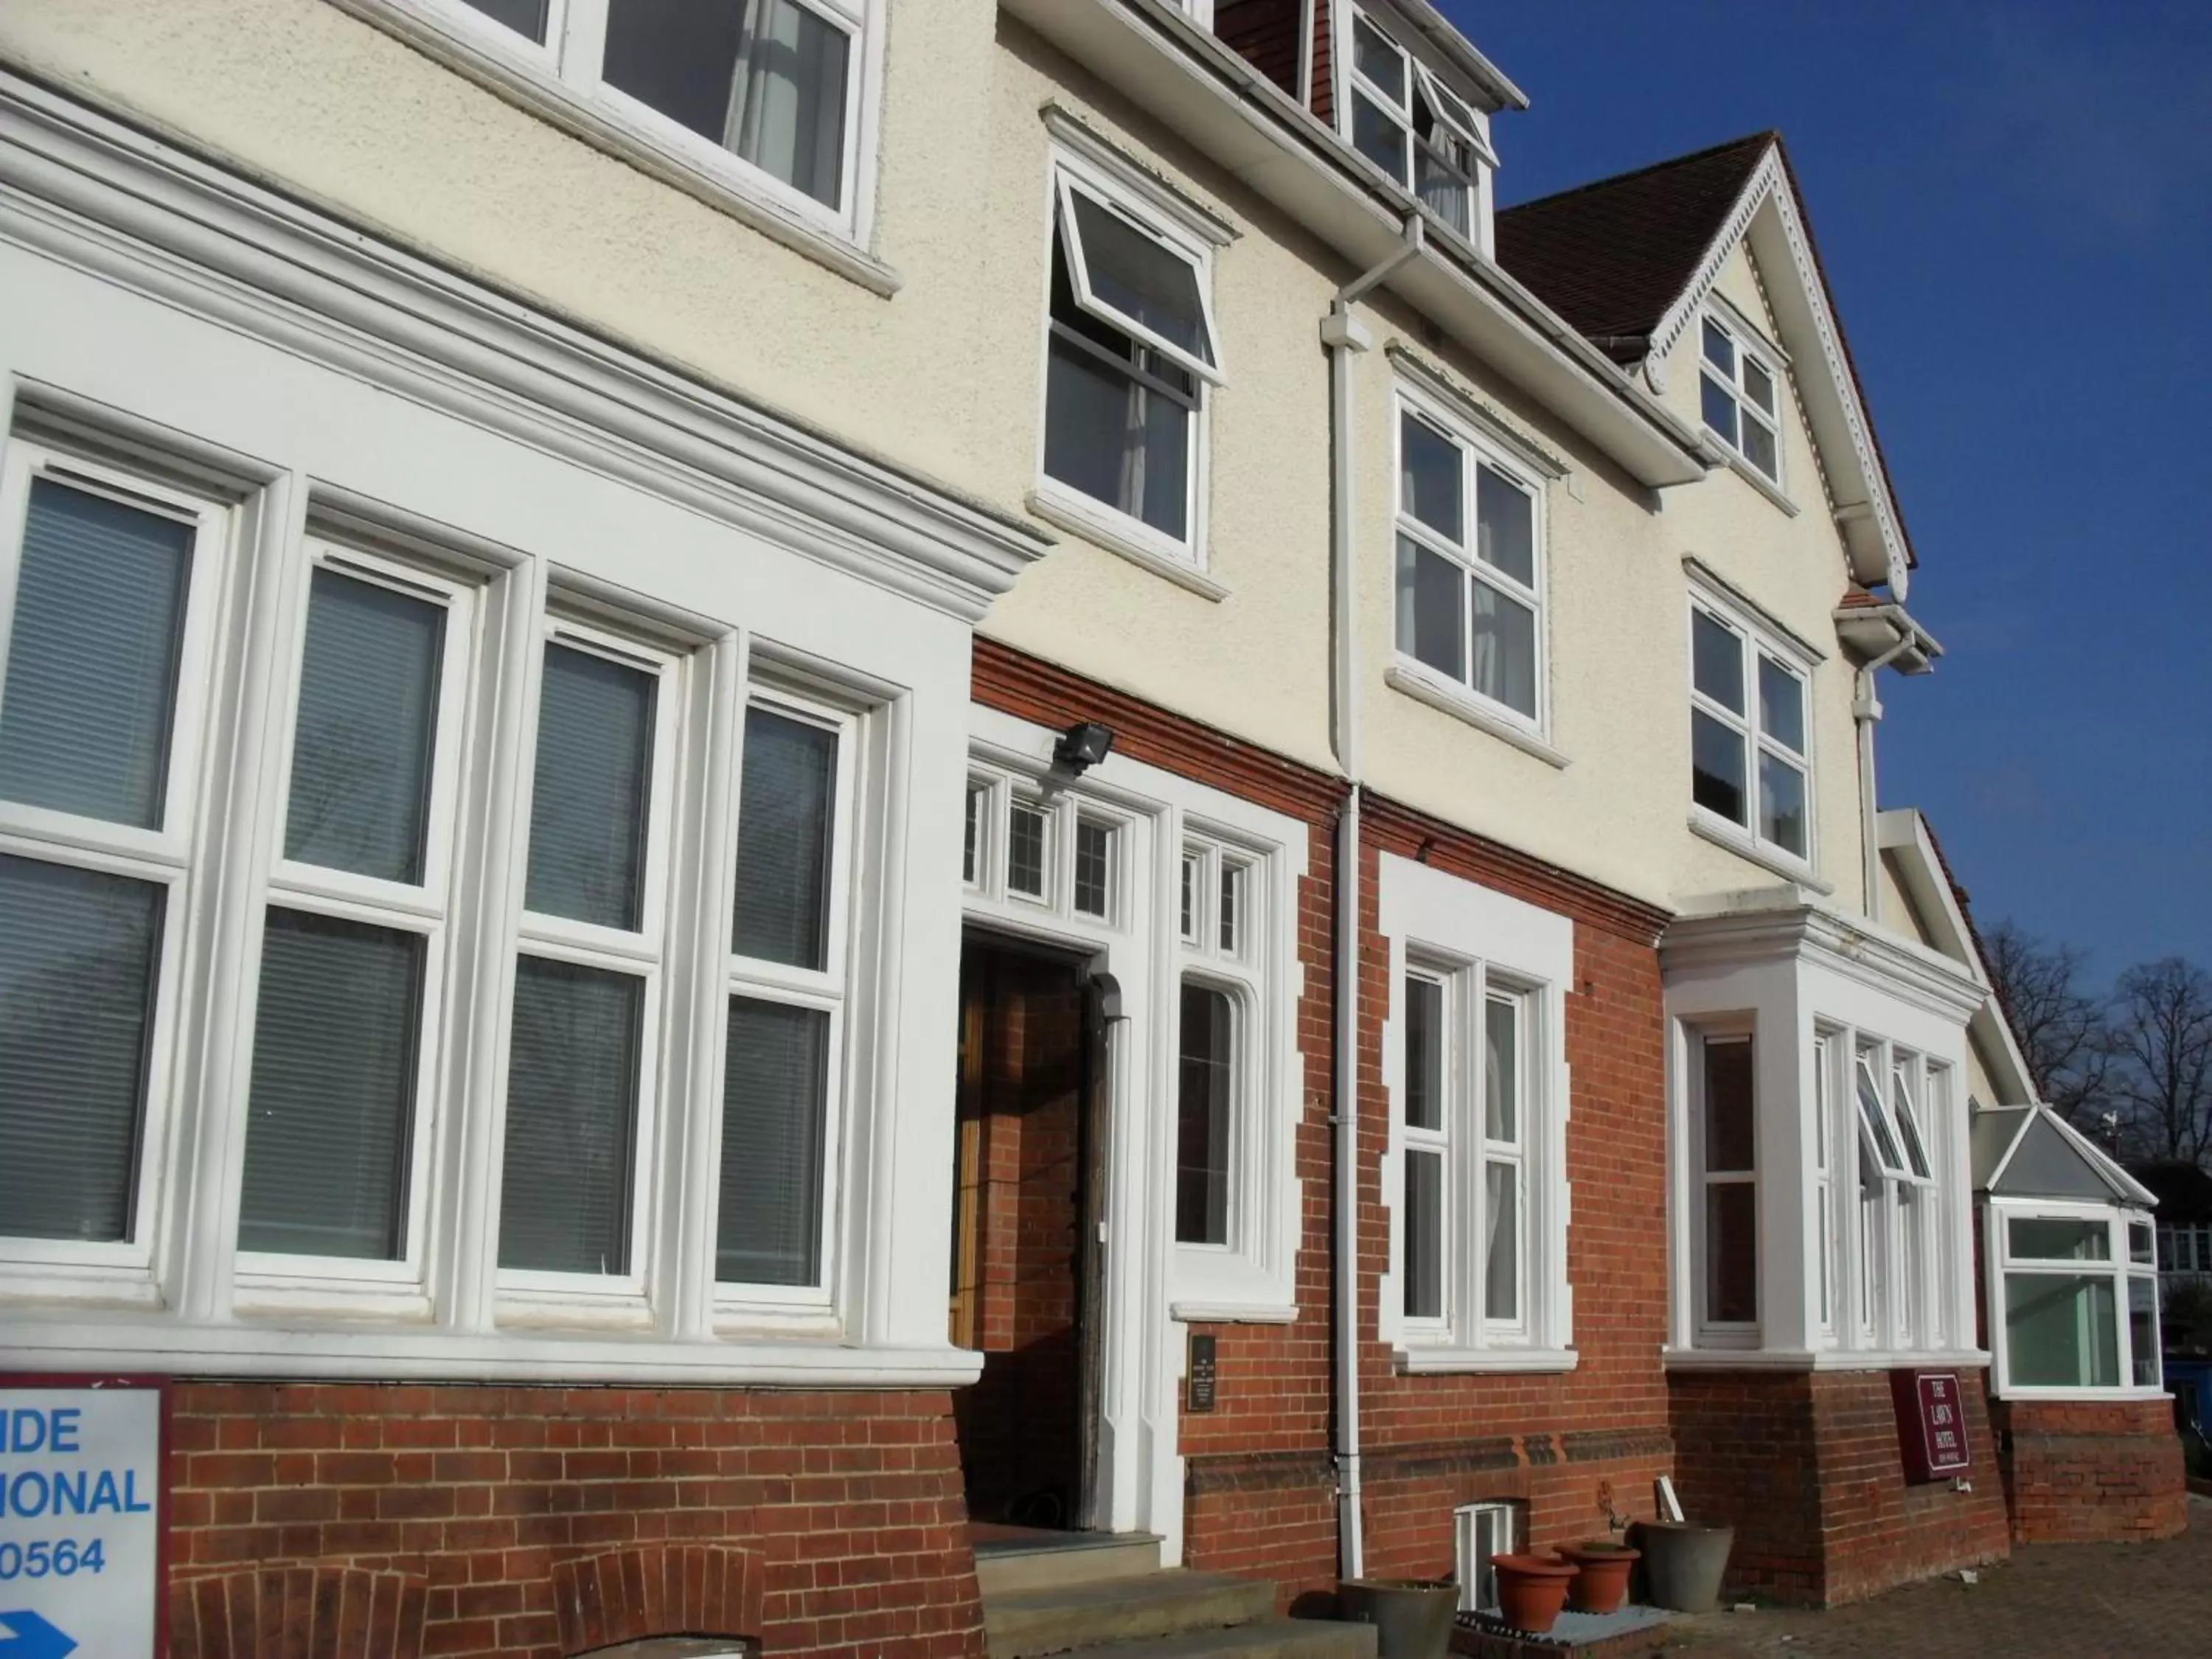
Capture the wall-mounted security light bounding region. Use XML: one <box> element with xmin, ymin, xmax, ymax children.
<box><xmin>1053</xmin><ymin>720</ymin><xmax>1115</xmax><ymax>774</ymax></box>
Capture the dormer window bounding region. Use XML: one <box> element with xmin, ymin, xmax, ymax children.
<box><xmin>1700</xmin><ymin>313</ymin><xmax>1783</xmax><ymax>484</ymax></box>
<box><xmin>1346</xmin><ymin>7</ymin><xmax>1494</xmax><ymax>250</ymax></box>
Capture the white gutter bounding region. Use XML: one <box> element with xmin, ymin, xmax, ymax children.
<box><xmin>1322</xmin><ymin>213</ymin><xmax>1425</xmax><ymax>1584</ymax></box>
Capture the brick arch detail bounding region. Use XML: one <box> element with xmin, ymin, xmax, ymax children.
<box><xmin>552</xmin><ymin>1544</ymin><xmax>762</xmax><ymax>1654</ymax></box>
<box><xmin>169</xmin><ymin>1565</ymin><xmax>429</xmax><ymax>1659</ymax></box>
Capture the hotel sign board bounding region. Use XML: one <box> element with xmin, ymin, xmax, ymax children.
<box><xmin>0</xmin><ymin>1377</ymin><xmax>168</xmax><ymax>1658</ymax></box>
<box><xmin>1891</xmin><ymin>1368</ymin><xmax>1972</xmax><ymax>1484</ymax></box>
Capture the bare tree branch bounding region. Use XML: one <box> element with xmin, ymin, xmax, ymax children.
<box><xmin>2109</xmin><ymin>958</ymin><xmax>2212</xmax><ymax>1166</ymax></box>
<box><xmin>1982</xmin><ymin>919</ymin><xmax>2112</xmax><ymax>1123</ymax></box>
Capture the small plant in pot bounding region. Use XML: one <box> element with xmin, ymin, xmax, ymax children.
<box><xmin>1489</xmin><ymin>1554</ymin><xmax>1579</xmax><ymax>1635</ymax></box>
<box><xmin>1558</xmin><ymin>1539</ymin><xmax>1641</xmax><ymax>1615</ymax></box>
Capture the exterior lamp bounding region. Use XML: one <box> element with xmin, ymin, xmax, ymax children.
<box><xmin>1053</xmin><ymin>720</ymin><xmax>1115</xmax><ymax>774</ymax></box>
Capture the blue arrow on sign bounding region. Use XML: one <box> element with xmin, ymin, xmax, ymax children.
<box><xmin>0</xmin><ymin>1612</ymin><xmax>75</xmax><ymax>1659</ymax></box>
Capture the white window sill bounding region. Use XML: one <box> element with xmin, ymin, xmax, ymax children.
<box><xmin>1172</xmin><ymin>1300</ymin><xmax>1299</xmax><ymax>1326</ymax></box>
<box><xmin>0</xmin><ymin>1315</ymin><xmax>987</xmax><ymax>1386</ymax></box>
<box><xmin>1397</xmin><ymin>1345</ymin><xmax>1577</xmax><ymax>1376</ymax></box>
<box><xmin>1663</xmin><ymin>1344</ymin><xmax>1991</xmax><ymax>1373</ymax></box>
<box><xmin>1027</xmin><ymin>486</ymin><xmax>1228</xmax><ymax>602</ymax></box>
<box><xmin>1385</xmin><ymin>663</ymin><xmax>1569</xmax><ymax>769</ymax></box>
<box><xmin>1687</xmin><ymin>809</ymin><xmax>1833</xmax><ymax>894</ymax></box>
<box><xmin>1992</xmin><ymin>1385</ymin><xmax>2171</xmax><ymax>1404</ymax></box>
<box><xmin>327</xmin><ymin>0</ymin><xmax>902</xmax><ymax>298</ymax></box>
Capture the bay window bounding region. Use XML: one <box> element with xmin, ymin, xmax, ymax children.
<box><xmin>1689</xmin><ymin>595</ymin><xmax>1812</xmax><ymax>865</ymax></box>
<box><xmin>1990</xmin><ymin>1205</ymin><xmax>2161</xmax><ymax>1395</ymax></box>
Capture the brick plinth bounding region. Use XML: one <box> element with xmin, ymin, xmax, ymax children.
<box><xmin>1989</xmin><ymin>1395</ymin><xmax>2187</xmax><ymax>1544</ymax></box>
<box><xmin>163</xmin><ymin>1382</ymin><xmax>984</xmax><ymax>1659</ymax></box>
<box><xmin>1668</xmin><ymin>1368</ymin><xmax>2011</xmax><ymax>1606</ymax></box>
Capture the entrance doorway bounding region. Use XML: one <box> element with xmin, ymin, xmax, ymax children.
<box><xmin>948</xmin><ymin>931</ymin><xmax>1109</xmax><ymax>1531</ymax></box>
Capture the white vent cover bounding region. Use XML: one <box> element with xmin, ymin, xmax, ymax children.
<box><xmin>1453</xmin><ymin>1500</ymin><xmax>1518</xmax><ymax>1613</ymax></box>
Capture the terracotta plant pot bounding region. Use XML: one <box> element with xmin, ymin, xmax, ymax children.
<box><xmin>1489</xmin><ymin>1553</ymin><xmax>1579</xmax><ymax>1635</ymax></box>
<box><xmin>1559</xmin><ymin>1541</ymin><xmax>1641</xmax><ymax>1614</ymax></box>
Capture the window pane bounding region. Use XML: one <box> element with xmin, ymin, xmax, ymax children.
<box><xmin>2005</xmin><ymin>1272</ymin><xmax>2118</xmax><ymax>1387</ymax></box>
<box><xmin>1067</xmin><ymin>192</ymin><xmax>1214</xmax><ymax>367</ymax></box>
<box><xmin>2130</xmin><ymin>1222</ymin><xmax>2154</xmax><ymax>1265</ymax></box>
<box><xmin>603</xmin><ymin>0</ymin><xmax>850</xmax><ymax>208</ymax></box>
<box><xmin>1701</xmin><ymin>317</ymin><xmax>1734</xmax><ymax>375</ymax></box>
<box><xmin>2131</xmin><ymin>1278</ymin><xmax>2160</xmax><ymax>1388</ymax></box>
<box><xmin>1691</xmin><ymin>611</ymin><xmax>1745</xmax><ymax>712</ymax></box>
<box><xmin>1074</xmin><ymin>818</ymin><xmax>1113</xmax><ymax>919</ymax></box>
<box><xmin>1701</xmin><ymin>374</ymin><xmax>1739</xmax><ymax>445</ymax></box>
<box><xmin>1404</xmin><ymin>1147</ymin><xmax>1443</xmax><ymax>1319</ymax></box>
<box><xmin>1705</xmin><ymin>1183</ymin><xmax>1757</xmax><ymax>1324</ymax></box>
<box><xmin>1484</xmin><ymin>995</ymin><xmax>1517</xmax><ymax>1142</ymax></box>
<box><xmin>1352</xmin><ymin>14</ymin><xmax>1407</xmax><ymax>103</ymax></box>
<box><xmin>238</xmin><ymin>909</ymin><xmax>424</xmax><ymax>1259</ymax></box>
<box><xmin>1180</xmin><ymin>851</ymin><xmax>1200</xmax><ymax>939</ymax></box>
<box><xmin>717</xmin><ymin>996</ymin><xmax>830</xmax><ymax>1286</ymax></box>
<box><xmin>1175</xmin><ymin>982</ymin><xmax>1234</xmax><ymax>1245</ymax></box>
<box><xmin>1397</xmin><ymin>536</ymin><xmax>1465</xmax><ymax>682</ymax></box>
<box><xmin>1470</xmin><ymin>582</ymin><xmax>1537</xmax><ymax>718</ymax></box>
<box><xmin>526</xmin><ymin>642</ymin><xmax>656</xmax><ymax>931</ymax></box>
<box><xmin>1405</xmin><ymin>974</ymin><xmax>1444</xmax><ymax>1133</ymax></box>
<box><xmin>2009</xmin><ymin>1217</ymin><xmax>2111</xmax><ymax>1261</ymax></box>
<box><xmin>1743</xmin><ymin>355</ymin><xmax>1778</xmax><ymax>415</ymax></box>
<box><xmin>0</xmin><ymin>855</ymin><xmax>163</xmax><ymax>1243</ymax></box>
<box><xmin>1400</xmin><ymin>414</ymin><xmax>1463</xmax><ymax>543</ymax></box>
<box><xmin>1007</xmin><ymin>801</ymin><xmax>1047</xmax><ymax>899</ymax></box>
<box><xmin>1703</xmin><ymin>1038</ymin><xmax>1754</xmax><ymax>1172</ymax></box>
<box><xmin>1043</xmin><ymin>333</ymin><xmax>1192</xmax><ymax>540</ymax></box>
<box><xmin>285</xmin><ymin>567</ymin><xmax>445</xmax><ymax>884</ymax></box>
<box><xmin>457</xmin><ymin>0</ymin><xmax>546</xmax><ymax>41</ymax></box>
<box><xmin>498</xmin><ymin>957</ymin><xmax>644</xmax><ymax>1277</ymax></box>
<box><xmin>1353</xmin><ymin>94</ymin><xmax>1409</xmax><ymax>183</ymax></box>
<box><xmin>1856</xmin><ymin>1057</ymin><xmax>1904</xmax><ymax>1170</ymax></box>
<box><xmin>0</xmin><ymin>477</ymin><xmax>192</xmax><ymax>829</ymax></box>
<box><xmin>732</xmin><ymin>706</ymin><xmax>837</xmax><ymax>969</ymax></box>
<box><xmin>1415</xmin><ymin>146</ymin><xmax>1470</xmax><ymax>236</ymax></box>
<box><xmin>1218</xmin><ymin>862</ymin><xmax>1242</xmax><ymax>954</ymax></box>
<box><xmin>1484</xmin><ymin>1160</ymin><xmax>1518</xmax><ymax>1323</ymax></box>
<box><xmin>1757</xmin><ymin>656</ymin><xmax>1805</xmax><ymax>754</ymax></box>
<box><xmin>962</xmin><ymin>782</ymin><xmax>984</xmax><ymax>885</ymax></box>
<box><xmin>1759</xmin><ymin>752</ymin><xmax>1809</xmax><ymax>857</ymax></box>
<box><xmin>1691</xmin><ymin>710</ymin><xmax>1747</xmax><ymax>825</ymax></box>
<box><xmin>1742</xmin><ymin>413</ymin><xmax>1779</xmax><ymax>479</ymax></box>
<box><xmin>1475</xmin><ymin>464</ymin><xmax>1535</xmax><ymax>588</ymax></box>
<box><xmin>1890</xmin><ymin>1068</ymin><xmax>1932</xmax><ymax>1180</ymax></box>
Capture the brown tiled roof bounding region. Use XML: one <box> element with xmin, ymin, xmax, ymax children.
<box><xmin>1837</xmin><ymin>583</ymin><xmax>1882</xmax><ymax>610</ymax></box>
<box><xmin>1494</xmin><ymin>132</ymin><xmax>1775</xmax><ymax>361</ymax></box>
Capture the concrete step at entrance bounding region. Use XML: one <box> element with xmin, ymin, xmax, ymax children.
<box><xmin>1012</xmin><ymin>1617</ymin><xmax>1379</xmax><ymax>1659</ymax></box>
<box><xmin>983</xmin><ymin>1569</ymin><xmax>1278</xmax><ymax>1658</ymax></box>
<box><xmin>973</xmin><ymin>1528</ymin><xmax>1164</xmax><ymax>1597</ymax></box>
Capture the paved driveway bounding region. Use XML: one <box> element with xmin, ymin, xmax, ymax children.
<box><xmin>1663</xmin><ymin>1497</ymin><xmax>2212</xmax><ymax>1658</ymax></box>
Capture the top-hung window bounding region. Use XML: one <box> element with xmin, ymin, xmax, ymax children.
<box><xmin>1345</xmin><ymin>7</ymin><xmax>1495</xmax><ymax>246</ymax></box>
<box><xmin>418</xmin><ymin>0</ymin><xmax>874</xmax><ymax>226</ymax></box>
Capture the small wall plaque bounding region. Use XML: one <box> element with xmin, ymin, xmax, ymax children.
<box><xmin>1186</xmin><ymin>1333</ymin><xmax>1218</xmax><ymax>1413</ymax></box>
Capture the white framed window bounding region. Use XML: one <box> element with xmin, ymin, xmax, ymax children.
<box><xmin>1989</xmin><ymin>1200</ymin><xmax>2162</xmax><ymax>1397</ymax></box>
<box><xmin>1690</xmin><ymin>1030</ymin><xmax>1758</xmax><ymax>1340</ymax></box>
<box><xmin>1037</xmin><ymin>142</ymin><xmax>1224</xmax><ymax>569</ymax></box>
<box><xmin>1343</xmin><ymin>7</ymin><xmax>1495</xmax><ymax>249</ymax></box>
<box><xmin>0</xmin><ymin>439</ymin><xmax>231</xmax><ymax>1295</ymax></box>
<box><xmin>495</xmin><ymin>616</ymin><xmax>684</xmax><ymax>1307</ymax></box>
<box><xmin>1830</xmin><ymin>1034</ymin><xmax>1944</xmax><ymax>1354</ymax></box>
<box><xmin>234</xmin><ymin>539</ymin><xmax>481</xmax><ymax>1295</ymax></box>
<box><xmin>1699</xmin><ymin>312</ymin><xmax>1783</xmax><ymax>484</ymax></box>
<box><xmin>389</xmin><ymin>0</ymin><xmax>876</xmax><ymax>234</ymax></box>
<box><xmin>1394</xmin><ymin>385</ymin><xmax>1547</xmax><ymax>731</ymax></box>
<box><xmin>1688</xmin><ymin>595</ymin><xmax>1812</xmax><ymax>866</ymax></box>
<box><xmin>1380</xmin><ymin>851</ymin><xmax>1571</xmax><ymax>1368</ymax></box>
<box><xmin>1175</xmin><ymin>835</ymin><xmax>1261</xmax><ymax>1248</ymax></box>
<box><xmin>714</xmin><ymin>688</ymin><xmax>858</xmax><ymax>1305</ymax></box>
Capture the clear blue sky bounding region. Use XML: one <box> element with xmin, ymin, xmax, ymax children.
<box><xmin>1437</xmin><ymin>0</ymin><xmax>2212</xmax><ymax>984</ymax></box>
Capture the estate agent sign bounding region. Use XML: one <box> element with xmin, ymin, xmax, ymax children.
<box><xmin>1890</xmin><ymin>1368</ymin><xmax>1972</xmax><ymax>1484</ymax></box>
<box><xmin>0</xmin><ymin>1378</ymin><xmax>167</xmax><ymax>1658</ymax></box>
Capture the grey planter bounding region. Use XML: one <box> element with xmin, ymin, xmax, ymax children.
<box><xmin>1337</xmin><ymin>1578</ymin><xmax>1460</xmax><ymax>1659</ymax></box>
<box><xmin>1630</xmin><ymin>1520</ymin><xmax>1734</xmax><ymax>1613</ymax></box>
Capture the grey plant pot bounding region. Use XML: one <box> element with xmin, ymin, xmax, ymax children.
<box><xmin>1337</xmin><ymin>1578</ymin><xmax>1460</xmax><ymax>1659</ymax></box>
<box><xmin>1630</xmin><ymin>1520</ymin><xmax>1735</xmax><ymax>1613</ymax></box>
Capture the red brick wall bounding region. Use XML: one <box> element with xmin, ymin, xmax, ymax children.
<box><xmin>164</xmin><ymin>1383</ymin><xmax>984</xmax><ymax>1659</ymax></box>
<box><xmin>1353</xmin><ymin>799</ymin><xmax>1677</xmax><ymax>1579</ymax></box>
<box><xmin>1669</xmin><ymin>1369</ymin><xmax>2011</xmax><ymax>1607</ymax></box>
<box><xmin>1989</xmin><ymin>1396</ymin><xmax>2187</xmax><ymax>1544</ymax></box>
<box><xmin>1214</xmin><ymin>0</ymin><xmax>1304</xmax><ymax>100</ymax></box>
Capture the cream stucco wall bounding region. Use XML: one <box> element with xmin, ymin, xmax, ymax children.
<box><xmin>0</xmin><ymin>0</ymin><xmax>1904</xmax><ymax>920</ymax></box>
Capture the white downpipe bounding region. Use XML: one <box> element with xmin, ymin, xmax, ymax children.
<box><xmin>1322</xmin><ymin>215</ymin><xmax>1423</xmax><ymax>1585</ymax></box>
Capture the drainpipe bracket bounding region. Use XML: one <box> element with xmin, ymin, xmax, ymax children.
<box><xmin>1320</xmin><ymin>308</ymin><xmax>1374</xmax><ymax>352</ymax></box>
